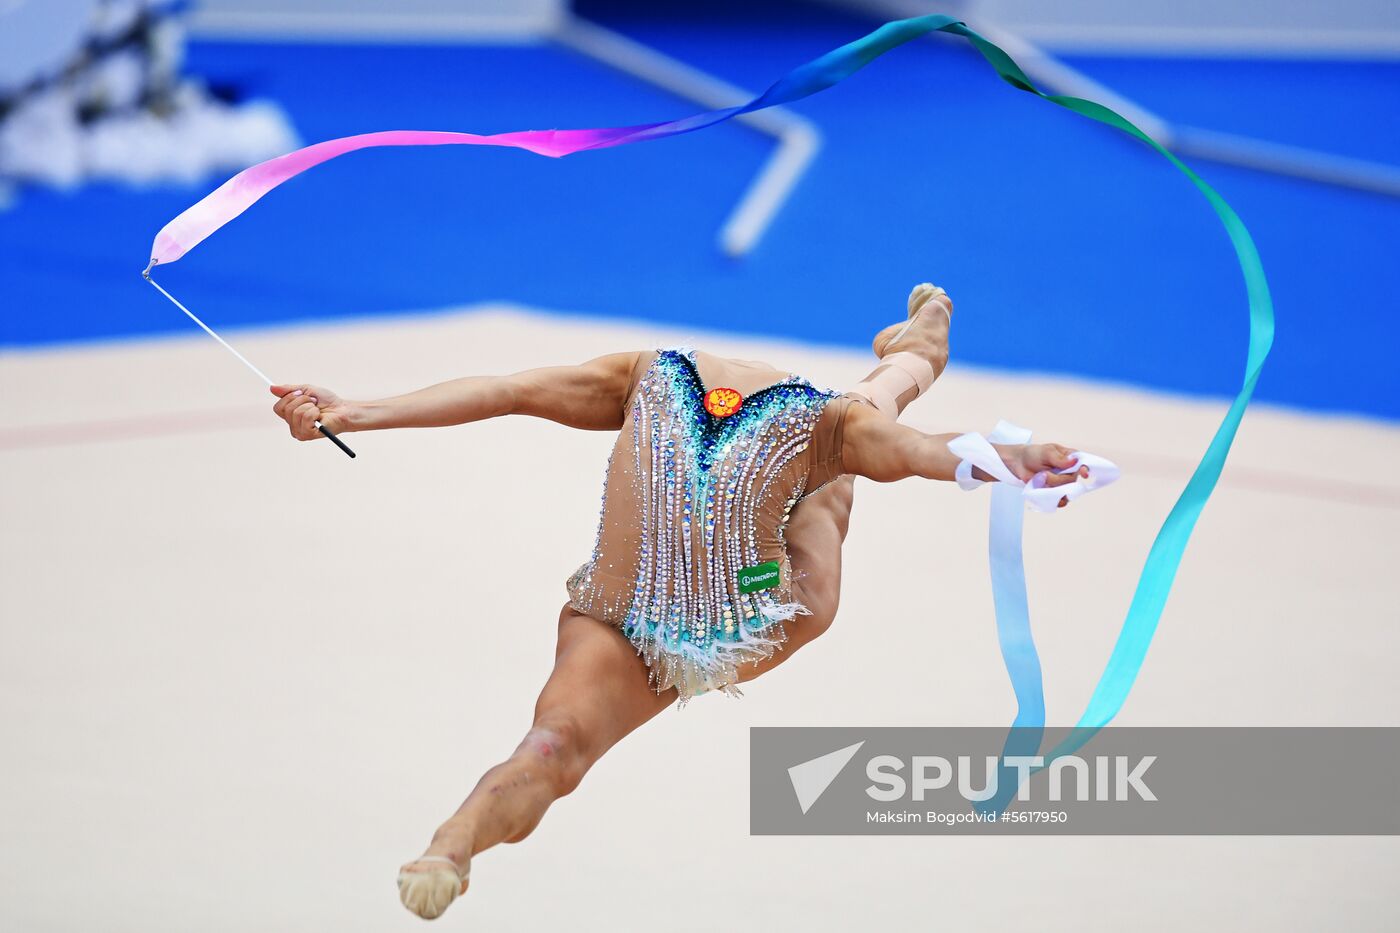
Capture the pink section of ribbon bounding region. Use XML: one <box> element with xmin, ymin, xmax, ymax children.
<box><xmin>149</xmin><ymin>123</ymin><xmax>673</xmax><ymax>266</ymax></box>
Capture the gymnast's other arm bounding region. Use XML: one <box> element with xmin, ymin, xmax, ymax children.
<box><xmin>267</xmin><ymin>351</ymin><xmax>643</xmax><ymax>438</ymax></box>
<box><xmin>839</xmin><ymin>402</ymin><xmax>1089</xmax><ymax>505</ymax></box>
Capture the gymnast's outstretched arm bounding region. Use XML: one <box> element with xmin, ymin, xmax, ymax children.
<box><xmin>840</xmin><ymin>402</ymin><xmax>1088</xmax><ymax>501</ymax></box>
<box><xmin>267</xmin><ymin>351</ymin><xmax>643</xmax><ymax>438</ymax></box>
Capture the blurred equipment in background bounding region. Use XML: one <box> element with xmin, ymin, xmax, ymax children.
<box><xmin>0</xmin><ymin>0</ymin><xmax>296</xmax><ymax>206</ymax></box>
<box><xmin>190</xmin><ymin>0</ymin><xmax>563</xmax><ymax>40</ymax></box>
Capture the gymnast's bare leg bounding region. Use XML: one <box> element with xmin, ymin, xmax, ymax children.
<box><xmin>391</xmin><ymin>606</ymin><xmax>675</xmax><ymax>918</ymax></box>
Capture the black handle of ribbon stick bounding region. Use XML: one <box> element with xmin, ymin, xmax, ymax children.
<box><xmin>318</xmin><ymin>424</ymin><xmax>357</xmax><ymax>458</ymax></box>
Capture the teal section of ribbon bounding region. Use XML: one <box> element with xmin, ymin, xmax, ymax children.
<box><xmin>954</xmin><ymin>21</ymin><xmax>1274</xmax><ymax>753</ymax></box>
<box><xmin>754</xmin><ymin>13</ymin><xmax>1274</xmax><ymax>764</ymax></box>
<box><xmin>747</xmin><ymin>11</ymin><xmax>1275</xmax><ymax>766</ymax></box>
<box><xmin>943</xmin><ymin>16</ymin><xmax>1272</xmax><ymax>775</ymax></box>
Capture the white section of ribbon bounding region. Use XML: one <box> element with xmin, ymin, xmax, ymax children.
<box><xmin>947</xmin><ymin>419</ymin><xmax>1120</xmax><ymax>512</ymax></box>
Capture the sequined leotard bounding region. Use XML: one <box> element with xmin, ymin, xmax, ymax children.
<box><xmin>566</xmin><ymin>349</ymin><xmax>854</xmax><ymax>701</ymax></box>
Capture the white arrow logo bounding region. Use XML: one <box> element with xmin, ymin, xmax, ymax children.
<box><xmin>787</xmin><ymin>741</ymin><xmax>865</xmax><ymax>814</ymax></box>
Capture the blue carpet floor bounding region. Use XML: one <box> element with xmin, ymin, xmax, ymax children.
<box><xmin>2</xmin><ymin>2</ymin><xmax>1397</xmax><ymax>419</ymax></box>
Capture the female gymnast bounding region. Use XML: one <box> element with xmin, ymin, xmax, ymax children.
<box><xmin>268</xmin><ymin>284</ymin><xmax>1089</xmax><ymax>920</ymax></box>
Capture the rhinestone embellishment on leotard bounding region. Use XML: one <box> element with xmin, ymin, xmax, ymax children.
<box><xmin>567</xmin><ymin>350</ymin><xmax>837</xmax><ymax>701</ymax></box>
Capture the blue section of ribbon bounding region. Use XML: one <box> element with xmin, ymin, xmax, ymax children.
<box><xmin>979</xmin><ymin>478</ymin><xmax>1046</xmax><ymax>815</ymax></box>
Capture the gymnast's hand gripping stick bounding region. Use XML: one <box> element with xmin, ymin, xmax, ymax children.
<box><xmin>141</xmin><ymin>260</ymin><xmax>356</xmax><ymax>458</ymax></box>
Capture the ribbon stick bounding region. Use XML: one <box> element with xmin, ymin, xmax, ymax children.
<box><xmin>141</xmin><ymin>264</ymin><xmax>356</xmax><ymax>458</ymax></box>
<box><xmin>147</xmin><ymin>13</ymin><xmax>1273</xmax><ymax>751</ymax></box>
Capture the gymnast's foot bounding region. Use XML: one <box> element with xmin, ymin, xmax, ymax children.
<box><xmin>872</xmin><ymin>282</ymin><xmax>952</xmax><ymax>373</ymax></box>
<box><xmin>398</xmin><ymin>826</ymin><xmax>473</xmax><ymax>920</ymax></box>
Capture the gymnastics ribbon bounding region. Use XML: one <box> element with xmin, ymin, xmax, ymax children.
<box><xmin>147</xmin><ymin>15</ymin><xmax>1274</xmax><ymax>759</ymax></box>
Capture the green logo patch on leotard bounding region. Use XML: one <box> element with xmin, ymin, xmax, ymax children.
<box><xmin>738</xmin><ymin>561</ymin><xmax>781</xmax><ymax>594</ymax></box>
